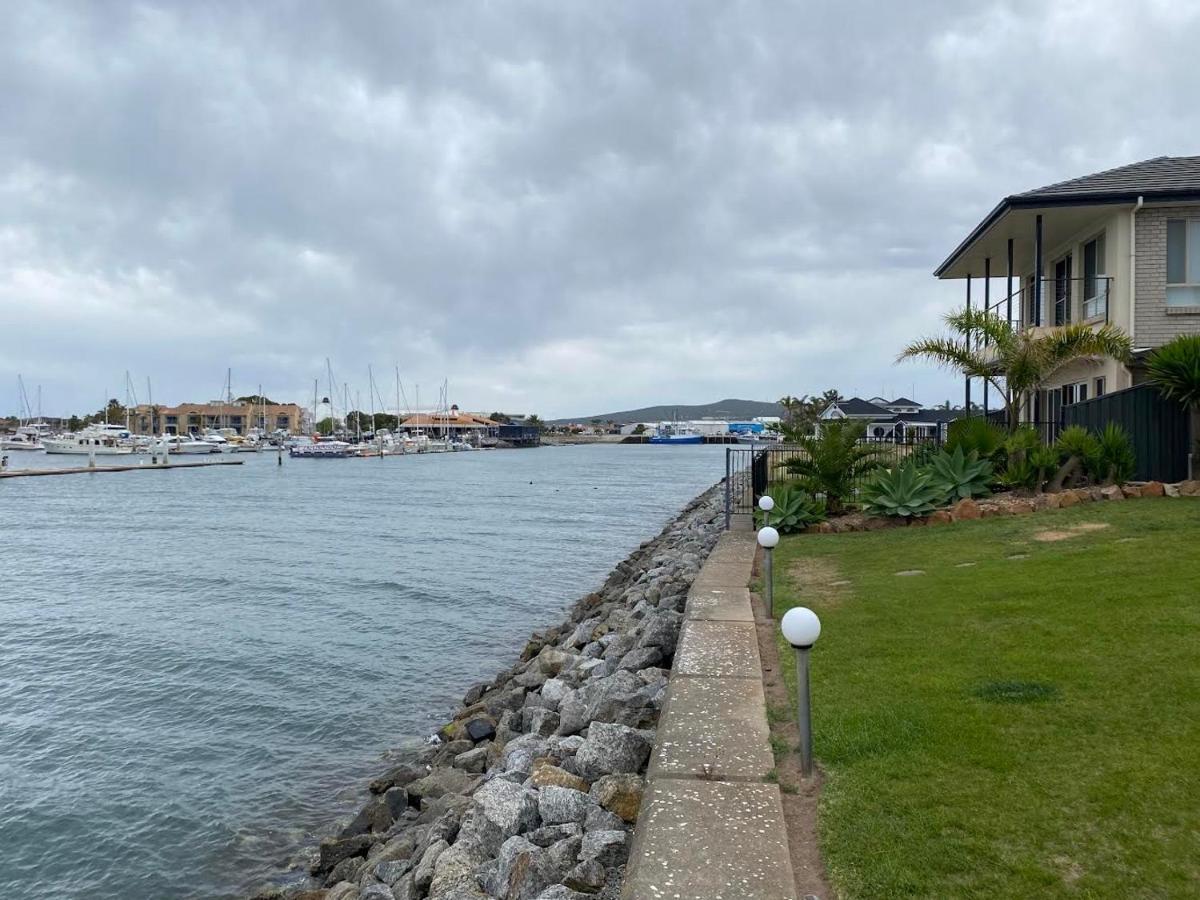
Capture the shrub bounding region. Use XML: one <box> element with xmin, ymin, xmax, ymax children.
<box><xmin>1048</xmin><ymin>425</ymin><xmax>1100</xmax><ymax>491</ymax></box>
<box><xmin>861</xmin><ymin>461</ymin><xmax>942</xmax><ymax>518</ymax></box>
<box><xmin>928</xmin><ymin>447</ymin><xmax>994</xmax><ymax>503</ymax></box>
<box><xmin>1093</xmin><ymin>423</ymin><xmax>1136</xmax><ymax>484</ymax></box>
<box><xmin>945</xmin><ymin>417</ymin><xmax>1006</xmax><ymax>461</ymax></box>
<box><xmin>782</xmin><ymin>420</ymin><xmax>887</xmax><ymax>514</ymax></box>
<box><xmin>1147</xmin><ymin>334</ymin><xmax>1200</xmax><ymax>408</ymax></box>
<box><xmin>754</xmin><ymin>485</ymin><xmax>826</xmax><ymax>533</ymax></box>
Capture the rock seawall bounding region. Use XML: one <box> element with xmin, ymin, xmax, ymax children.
<box><xmin>252</xmin><ymin>483</ymin><xmax>725</xmax><ymax>900</ymax></box>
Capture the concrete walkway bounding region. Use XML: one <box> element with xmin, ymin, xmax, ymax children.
<box><xmin>623</xmin><ymin>530</ymin><xmax>797</xmax><ymax>900</ymax></box>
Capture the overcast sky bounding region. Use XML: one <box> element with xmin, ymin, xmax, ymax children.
<box><xmin>4</xmin><ymin>1</ymin><xmax>1200</xmax><ymax>419</ymax></box>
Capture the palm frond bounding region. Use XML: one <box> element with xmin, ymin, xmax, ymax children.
<box><xmin>897</xmin><ymin>337</ymin><xmax>990</xmax><ymax>377</ymax></box>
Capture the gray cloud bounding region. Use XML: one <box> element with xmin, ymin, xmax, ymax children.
<box><xmin>4</xmin><ymin>0</ymin><xmax>1200</xmax><ymax>417</ymax></box>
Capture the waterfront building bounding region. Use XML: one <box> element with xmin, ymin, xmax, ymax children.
<box><xmin>400</xmin><ymin>406</ymin><xmax>500</xmax><ymax>439</ymax></box>
<box><xmin>128</xmin><ymin>401</ymin><xmax>306</xmax><ymax>436</ymax></box>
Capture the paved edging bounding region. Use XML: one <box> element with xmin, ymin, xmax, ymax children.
<box><xmin>623</xmin><ymin>530</ymin><xmax>797</xmax><ymax>900</ymax></box>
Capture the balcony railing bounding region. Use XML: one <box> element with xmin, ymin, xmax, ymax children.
<box><xmin>983</xmin><ymin>276</ymin><xmax>1111</xmax><ymax>331</ymax></box>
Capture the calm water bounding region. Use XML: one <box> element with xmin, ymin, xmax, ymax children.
<box><xmin>0</xmin><ymin>444</ymin><xmax>724</xmax><ymax>899</ymax></box>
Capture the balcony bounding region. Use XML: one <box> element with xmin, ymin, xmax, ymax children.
<box><xmin>984</xmin><ymin>276</ymin><xmax>1111</xmax><ymax>332</ymax></box>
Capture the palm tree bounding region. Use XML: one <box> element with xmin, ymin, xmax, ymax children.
<box><xmin>782</xmin><ymin>420</ymin><xmax>887</xmax><ymax>514</ymax></box>
<box><xmin>899</xmin><ymin>308</ymin><xmax>1133</xmax><ymax>431</ymax></box>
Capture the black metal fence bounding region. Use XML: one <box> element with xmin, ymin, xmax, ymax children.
<box><xmin>724</xmin><ymin>435</ymin><xmax>943</xmax><ymax>526</ymax></box>
<box><xmin>1063</xmin><ymin>384</ymin><xmax>1191</xmax><ymax>482</ymax></box>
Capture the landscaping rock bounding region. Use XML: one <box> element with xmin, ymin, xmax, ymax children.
<box><xmin>1143</xmin><ymin>481</ymin><xmax>1166</xmax><ymax>496</ymax></box>
<box><xmin>582</xmin><ymin>806</ymin><xmax>627</xmax><ymax>833</ymax></box>
<box><xmin>952</xmin><ymin>498</ymin><xmax>981</xmax><ymax>520</ymax></box>
<box><xmin>502</xmin><ymin>734</ymin><xmax>551</xmax><ymax>776</ymax></box>
<box><xmin>406</xmin><ymin>768</ymin><xmax>478</xmax><ymax>806</ymax></box>
<box><xmin>489</xmin><ymin>836</ymin><xmax>559</xmax><ymax>900</ymax></box>
<box><xmin>564</xmin><ymin>858</ymin><xmax>606</xmax><ymax>894</ymax></box>
<box><xmin>473</xmin><ymin>779</ymin><xmax>540</xmax><ymax>842</ymax></box>
<box><xmin>529</xmin><ymin>761</ymin><xmax>590</xmax><ymax>793</ymax></box>
<box><xmin>454</xmin><ymin>746</ymin><xmax>490</xmax><ymax>774</ymax></box>
<box><xmin>1101</xmin><ymin>484</ymin><xmax>1124</xmax><ymax>501</ymax></box>
<box><xmin>579</xmin><ymin>830</ymin><xmax>627</xmax><ymax>867</ymax></box>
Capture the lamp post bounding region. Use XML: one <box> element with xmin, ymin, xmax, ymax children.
<box><xmin>758</xmin><ymin>494</ymin><xmax>774</xmax><ymax>526</ymax></box>
<box><xmin>780</xmin><ymin>607</ymin><xmax>821</xmax><ymax>778</ymax></box>
<box><xmin>757</xmin><ymin>525</ymin><xmax>779</xmax><ymax>620</ymax></box>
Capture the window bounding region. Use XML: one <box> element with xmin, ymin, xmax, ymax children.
<box><xmin>1094</xmin><ymin>376</ymin><xmax>1106</xmax><ymax>397</ymax></box>
<box><xmin>1083</xmin><ymin>232</ymin><xmax>1107</xmax><ymax>318</ymax></box>
<box><xmin>1061</xmin><ymin>382</ymin><xmax>1089</xmax><ymax>405</ymax></box>
<box><xmin>1166</xmin><ymin>219</ymin><xmax>1200</xmax><ymax>306</ymax></box>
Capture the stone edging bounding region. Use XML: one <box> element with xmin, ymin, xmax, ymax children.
<box><xmin>804</xmin><ymin>479</ymin><xmax>1200</xmax><ymax>534</ymax></box>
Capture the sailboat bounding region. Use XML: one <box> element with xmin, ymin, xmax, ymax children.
<box><xmin>2</xmin><ymin>377</ymin><xmax>51</xmax><ymax>450</ymax></box>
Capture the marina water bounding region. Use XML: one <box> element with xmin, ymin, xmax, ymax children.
<box><xmin>0</xmin><ymin>445</ymin><xmax>725</xmax><ymax>899</ymax></box>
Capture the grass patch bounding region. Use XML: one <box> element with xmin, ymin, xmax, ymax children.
<box><xmin>771</xmin><ymin>500</ymin><xmax>1200</xmax><ymax>899</ymax></box>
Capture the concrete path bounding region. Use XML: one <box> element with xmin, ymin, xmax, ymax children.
<box><xmin>623</xmin><ymin>530</ymin><xmax>797</xmax><ymax>899</ymax></box>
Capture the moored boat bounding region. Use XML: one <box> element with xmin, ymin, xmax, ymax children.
<box><xmin>44</xmin><ymin>424</ymin><xmax>142</xmax><ymax>455</ymax></box>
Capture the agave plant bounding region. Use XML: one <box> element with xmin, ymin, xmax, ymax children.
<box><xmin>861</xmin><ymin>461</ymin><xmax>942</xmax><ymax>518</ymax></box>
<box><xmin>945</xmin><ymin>417</ymin><xmax>1006</xmax><ymax>461</ymax></box>
<box><xmin>753</xmin><ymin>484</ymin><xmax>826</xmax><ymax>533</ymax></box>
<box><xmin>928</xmin><ymin>447</ymin><xmax>994</xmax><ymax>502</ymax></box>
<box><xmin>782</xmin><ymin>420</ymin><xmax>887</xmax><ymax>514</ymax></box>
<box><xmin>1048</xmin><ymin>425</ymin><xmax>1100</xmax><ymax>491</ymax></box>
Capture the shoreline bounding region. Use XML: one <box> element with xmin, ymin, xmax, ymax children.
<box><xmin>251</xmin><ymin>481</ymin><xmax>725</xmax><ymax>900</ymax></box>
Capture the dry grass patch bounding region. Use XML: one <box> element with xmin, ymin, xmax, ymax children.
<box><xmin>786</xmin><ymin>556</ymin><xmax>850</xmax><ymax>607</ymax></box>
<box><xmin>1033</xmin><ymin>522</ymin><xmax>1110</xmax><ymax>542</ymax></box>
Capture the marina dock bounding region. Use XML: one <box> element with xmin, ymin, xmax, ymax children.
<box><xmin>0</xmin><ymin>459</ymin><xmax>244</xmax><ymax>479</ymax></box>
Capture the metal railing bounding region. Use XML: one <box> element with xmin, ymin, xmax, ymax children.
<box><xmin>983</xmin><ymin>276</ymin><xmax>1111</xmax><ymax>330</ymax></box>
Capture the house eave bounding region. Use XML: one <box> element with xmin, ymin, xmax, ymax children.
<box><xmin>934</xmin><ymin>189</ymin><xmax>1200</xmax><ymax>278</ymax></box>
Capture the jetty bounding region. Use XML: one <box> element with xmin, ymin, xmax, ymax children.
<box><xmin>0</xmin><ymin>459</ymin><xmax>244</xmax><ymax>479</ymax></box>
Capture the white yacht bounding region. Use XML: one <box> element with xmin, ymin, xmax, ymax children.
<box><xmin>44</xmin><ymin>424</ymin><xmax>142</xmax><ymax>455</ymax></box>
<box><xmin>163</xmin><ymin>434</ymin><xmax>219</xmax><ymax>455</ymax></box>
<box><xmin>1</xmin><ymin>424</ymin><xmax>53</xmax><ymax>451</ymax></box>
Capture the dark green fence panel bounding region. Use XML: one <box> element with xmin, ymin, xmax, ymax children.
<box><xmin>1063</xmin><ymin>384</ymin><xmax>1190</xmax><ymax>482</ymax></box>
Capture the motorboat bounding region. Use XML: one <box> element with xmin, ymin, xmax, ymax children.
<box><xmin>163</xmin><ymin>434</ymin><xmax>220</xmax><ymax>454</ymax></box>
<box><xmin>44</xmin><ymin>424</ymin><xmax>142</xmax><ymax>455</ymax></box>
<box><xmin>735</xmin><ymin>431</ymin><xmax>783</xmax><ymax>444</ymax></box>
<box><xmin>288</xmin><ymin>438</ymin><xmax>354</xmax><ymax>458</ymax></box>
<box><xmin>1</xmin><ymin>424</ymin><xmax>52</xmax><ymax>451</ymax></box>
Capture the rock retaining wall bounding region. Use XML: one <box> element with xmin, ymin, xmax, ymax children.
<box><xmin>251</xmin><ymin>483</ymin><xmax>725</xmax><ymax>900</ymax></box>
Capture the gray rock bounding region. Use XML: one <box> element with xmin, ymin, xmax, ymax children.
<box><xmin>539</xmin><ymin>678</ymin><xmax>571</xmax><ymax>708</ymax></box>
<box><xmin>502</xmin><ymin>734</ymin><xmax>550</xmax><ymax>775</ymax></box>
<box><xmin>427</xmin><ymin>838</ymin><xmax>490</xmax><ymax>897</ymax></box>
<box><xmin>326</xmin><ymin>882</ymin><xmax>361</xmax><ymax>900</ymax></box>
<box><xmin>473</xmin><ymin>778</ymin><xmax>540</xmax><ymax>844</ymax></box>
<box><xmin>555</xmin><ymin>671</ymin><xmax>644</xmax><ymax>736</ymax></box>
<box><xmin>636</xmin><ymin>612</ymin><xmax>681</xmax><ymax>650</ymax></box>
<box><xmin>370</xmin><ymin>761</ymin><xmax>426</xmax><ymax>794</ymax></box>
<box><xmin>564</xmin><ymin>858</ymin><xmax>606</xmax><ymax>894</ymax></box>
<box><xmin>463</xmin><ymin>681</ymin><xmax>491</xmax><ymax>706</ymax></box>
<box><xmin>573</xmin><ymin>724</ymin><xmax>651</xmax><ymax>780</ymax></box>
<box><xmin>454</xmin><ymin>745</ymin><xmax>490</xmax><ymax>773</ymax></box>
<box><xmin>371</xmin><ymin>858</ymin><xmax>410</xmax><ymax>886</ymax></box>
<box><xmin>490</xmin><ymin>836</ymin><xmax>559</xmax><ymax>900</ymax></box>
<box><xmin>391</xmin><ymin>873</ymin><xmax>418</xmax><ymax>900</ymax></box>
<box><xmin>360</xmin><ymin>883</ymin><xmax>397</xmax><ymax>900</ymax></box>
<box><xmin>315</xmin><ymin>834</ymin><xmax>375</xmax><ymax>874</ymax></box>
<box><xmin>582</xmin><ymin>806</ymin><xmax>626</xmax><ymax>833</ymax></box>
<box><xmin>412</xmin><ymin>838</ymin><xmax>448</xmax><ymax>892</ymax></box>
<box><xmin>522</xmin><ymin>706</ymin><xmax>561</xmax><ymax>737</ymax></box>
<box><xmin>546</xmin><ymin>834</ymin><xmax>583</xmax><ymax>877</ymax></box>
<box><xmin>580</xmin><ymin>830</ymin><xmax>627</xmax><ymax>867</ymax></box>
<box><xmin>614</xmin><ymin>646</ymin><xmax>663</xmax><ymax>672</ymax></box>
<box><xmin>325</xmin><ymin>854</ymin><xmax>367</xmax><ymax>886</ymax></box>
<box><xmin>533</xmin><ymin>885</ymin><xmax>592</xmax><ymax>899</ymax></box>
<box><xmin>406</xmin><ymin>767</ymin><xmax>478</xmax><ymax>806</ymax></box>
<box><xmin>465</xmin><ymin>718</ymin><xmax>497</xmax><ymax>742</ymax></box>
<box><xmin>538</xmin><ymin>786</ymin><xmax>596</xmax><ymax>825</ymax></box>
<box><xmin>525</xmin><ymin>822</ymin><xmax>583</xmax><ymax>847</ymax></box>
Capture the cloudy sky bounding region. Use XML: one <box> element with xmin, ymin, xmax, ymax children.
<box><xmin>4</xmin><ymin>0</ymin><xmax>1200</xmax><ymax>419</ymax></box>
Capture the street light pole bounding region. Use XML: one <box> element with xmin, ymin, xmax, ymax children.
<box><xmin>781</xmin><ymin>607</ymin><xmax>821</xmax><ymax>778</ymax></box>
<box><xmin>756</xmin><ymin>525</ymin><xmax>779</xmax><ymax>619</ymax></box>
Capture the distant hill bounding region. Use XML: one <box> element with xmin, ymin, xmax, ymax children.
<box><xmin>551</xmin><ymin>398</ymin><xmax>785</xmax><ymax>425</ymax></box>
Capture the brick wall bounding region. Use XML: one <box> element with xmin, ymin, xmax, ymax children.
<box><xmin>1134</xmin><ymin>205</ymin><xmax>1200</xmax><ymax>346</ymax></box>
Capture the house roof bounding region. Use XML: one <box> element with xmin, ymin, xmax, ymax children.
<box><xmin>832</xmin><ymin>398</ymin><xmax>893</xmax><ymax>417</ymax></box>
<box><xmin>402</xmin><ymin>412</ymin><xmax>498</xmax><ymax>428</ymax></box>
<box><xmin>935</xmin><ymin>155</ymin><xmax>1200</xmax><ymax>278</ymax></box>
<box><xmin>887</xmin><ymin>396</ymin><xmax>920</xmax><ymax>407</ymax></box>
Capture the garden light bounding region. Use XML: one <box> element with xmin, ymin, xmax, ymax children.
<box><xmin>757</xmin><ymin>525</ymin><xmax>779</xmax><ymax>619</ymax></box>
<box><xmin>781</xmin><ymin>606</ymin><xmax>821</xmax><ymax>777</ymax></box>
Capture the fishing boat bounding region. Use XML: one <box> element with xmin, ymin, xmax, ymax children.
<box><xmin>45</xmin><ymin>424</ymin><xmax>142</xmax><ymax>455</ymax></box>
<box><xmin>648</xmin><ymin>424</ymin><xmax>704</xmax><ymax>445</ymax></box>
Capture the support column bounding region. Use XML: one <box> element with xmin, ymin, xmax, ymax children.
<box><xmin>983</xmin><ymin>257</ymin><xmax>991</xmax><ymax>418</ymax></box>
<box><xmin>965</xmin><ymin>274</ymin><xmax>972</xmax><ymax>414</ymax></box>
<box><xmin>1007</xmin><ymin>238</ymin><xmax>1015</xmax><ymax>428</ymax></box>
<box><xmin>1033</xmin><ymin>214</ymin><xmax>1043</xmax><ymax>326</ymax></box>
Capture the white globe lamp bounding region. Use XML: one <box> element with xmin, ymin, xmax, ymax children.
<box><xmin>781</xmin><ymin>606</ymin><xmax>822</xmax><ymax>778</ymax></box>
<box><xmin>781</xmin><ymin>606</ymin><xmax>821</xmax><ymax>649</ymax></box>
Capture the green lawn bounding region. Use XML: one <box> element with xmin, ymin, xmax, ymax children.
<box><xmin>770</xmin><ymin>500</ymin><xmax>1200</xmax><ymax>899</ymax></box>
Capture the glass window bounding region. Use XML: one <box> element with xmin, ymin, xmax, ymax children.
<box><xmin>1166</xmin><ymin>219</ymin><xmax>1200</xmax><ymax>306</ymax></box>
<box><xmin>1167</xmin><ymin>220</ymin><xmax>1186</xmax><ymax>283</ymax></box>
<box><xmin>1083</xmin><ymin>232</ymin><xmax>1107</xmax><ymax>319</ymax></box>
<box><xmin>1094</xmin><ymin>377</ymin><xmax>1106</xmax><ymax>397</ymax></box>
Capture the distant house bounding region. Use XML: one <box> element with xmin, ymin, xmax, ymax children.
<box><xmin>401</xmin><ymin>405</ymin><xmax>499</xmax><ymax>438</ymax></box>
<box><xmin>819</xmin><ymin>397</ymin><xmax>961</xmax><ymax>441</ymax></box>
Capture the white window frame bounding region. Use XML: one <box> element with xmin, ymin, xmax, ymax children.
<box><xmin>1082</xmin><ymin>231</ymin><xmax>1107</xmax><ymax>319</ymax></box>
<box><xmin>1166</xmin><ymin>218</ymin><xmax>1200</xmax><ymax>307</ymax></box>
